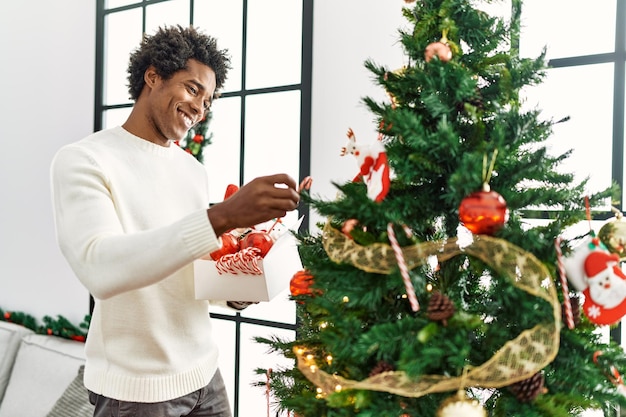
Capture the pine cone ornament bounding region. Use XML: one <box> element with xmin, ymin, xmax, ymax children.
<box><xmin>456</xmin><ymin>89</ymin><xmax>484</xmax><ymax>113</ymax></box>
<box><xmin>369</xmin><ymin>360</ymin><xmax>395</xmax><ymax>377</ymax></box>
<box><xmin>508</xmin><ymin>372</ymin><xmax>545</xmax><ymax>403</ymax></box>
<box><xmin>427</xmin><ymin>292</ymin><xmax>456</xmax><ymax>326</ymax></box>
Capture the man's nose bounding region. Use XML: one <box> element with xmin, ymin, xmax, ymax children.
<box><xmin>190</xmin><ymin>97</ymin><xmax>204</xmax><ymax>115</ymax></box>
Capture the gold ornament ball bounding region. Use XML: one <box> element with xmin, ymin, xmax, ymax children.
<box><xmin>598</xmin><ymin>217</ymin><xmax>626</xmax><ymax>259</ymax></box>
<box><xmin>425</xmin><ymin>41</ymin><xmax>452</xmax><ymax>63</ymax></box>
<box><xmin>437</xmin><ymin>393</ymin><xmax>486</xmax><ymax>417</ymax></box>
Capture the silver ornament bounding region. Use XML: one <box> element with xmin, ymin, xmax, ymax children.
<box><xmin>437</xmin><ymin>391</ymin><xmax>486</xmax><ymax>417</ymax></box>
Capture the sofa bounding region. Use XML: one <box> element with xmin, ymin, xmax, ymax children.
<box><xmin>0</xmin><ymin>321</ymin><xmax>93</xmax><ymax>417</ymax></box>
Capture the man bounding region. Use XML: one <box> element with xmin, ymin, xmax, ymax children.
<box><xmin>50</xmin><ymin>25</ymin><xmax>300</xmax><ymax>416</ymax></box>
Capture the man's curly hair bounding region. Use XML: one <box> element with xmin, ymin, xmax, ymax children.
<box><xmin>127</xmin><ymin>25</ymin><xmax>231</xmax><ymax>101</ymax></box>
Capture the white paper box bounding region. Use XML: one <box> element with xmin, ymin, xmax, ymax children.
<box><xmin>194</xmin><ymin>220</ymin><xmax>303</xmax><ymax>302</ymax></box>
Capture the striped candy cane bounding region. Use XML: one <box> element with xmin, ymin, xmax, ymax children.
<box><xmin>216</xmin><ymin>248</ymin><xmax>263</xmax><ymax>275</ymax></box>
<box><xmin>555</xmin><ymin>236</ymin><xmax>575</xmax><ymax>329</ymax></box>
<box><xmin>266</xmin><ymin>368</ymin><xmax>272</xmax><ymax>417</ymax></box>
<box><xmin>387</xmin><ymin>223</ymin><xmax>419</xmax><ymax>311</ymax></box>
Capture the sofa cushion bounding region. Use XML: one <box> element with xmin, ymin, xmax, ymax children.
<box><xmin>46</xmin><ymin>365</ymin><xmax>93</xmax><ymax>417</ymax></box>
<box><xmin>0</xmin><ymin>321</ymin><xmax>34</xmax><ymax>403</ymax></box>
<box><xmin>0</xmin><ymin>333</ymin><xmax>85</xmax><ymax>417</ymax></box>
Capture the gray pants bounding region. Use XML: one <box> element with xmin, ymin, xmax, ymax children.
<box><xmin>88</xmin><ymin>369</ymin><xmax>232</xmax><ymax>417</ymax></box>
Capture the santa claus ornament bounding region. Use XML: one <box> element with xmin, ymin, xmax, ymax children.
<box><xmin>341</xmin><ymin>128</ymin><xmax>391</xmax><ymax>202</ymax></box>
<box><xmin>563</xmin><ymin>236</ymin><xmax>626</xmax><ymax>325</ymax></box>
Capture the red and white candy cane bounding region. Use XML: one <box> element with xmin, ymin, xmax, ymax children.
<box><xmin>299</xmin><ymin>176</ymin><xmax>313</xmax><ymax>192</ymax></box>
<box><xmin>216</xmin><ymin>247</ymin><xmax>263</xmax><ymax>275</ymax></box>
<box><xmin>265</xmin><ymin>369</ymin><xmax>293</xmax><ymax>417</ymax></box>
<box><xmin>555</xmin><ymin>236</ymin><xmax>575</xmax><ymax>329</ymax></box>
<box><xmin>387</xmin><ymin>222</ymin><xmax>419</xmax><ymax>312</ymax></box>
<box><xmin>594</xmin><ymin>350</ymin><xmax>625</xmax><ymax>389</ymax></box>
<box><xmin>266</xmin><ymin>368</ymin><xmax>272</xmax><ymax>417</ymax></box>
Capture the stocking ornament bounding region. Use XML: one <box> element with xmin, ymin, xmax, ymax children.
<box><xmin>563</xmin><ymin>236</ymin><xmax>626</xmax><ymax>325</ymax></box>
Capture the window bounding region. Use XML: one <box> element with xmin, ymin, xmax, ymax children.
<box><xmin>94</xmin><ymin>1</ymin><xmax>313</xmax><ymax>415</ymax></box>
<box><xmin>520</xmin><ymin>0</ymin><xmax>623</xmax><ymax>204</ymax></box>
<box><xmin>518</xmin><ymin>0</ymin><xmax>626</xmax><ymax>348</ymax></box>
<box><xmin>477</xmin><ymin>1</ymin><xmax>626</xmax><ymax>353</ymax></box>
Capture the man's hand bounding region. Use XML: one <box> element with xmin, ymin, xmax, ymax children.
<box><xmin>208</xmin><ymin>173</ymin><xmax>300</xmax><ymax>236</ymax></box>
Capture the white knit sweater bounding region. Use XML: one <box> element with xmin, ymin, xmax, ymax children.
<box><xmin>51</xmin><ymin>126</ymin><xmax>221</xmax><ymax>402</ymax></box>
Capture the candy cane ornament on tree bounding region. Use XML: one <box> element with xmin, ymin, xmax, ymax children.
<box><xmin>387</xmin><ymin>222</ymin><xmax>419</xmax><ymax>311</ymax></box>
<box><xmin>555</xmin><ymin>237</ymin><xmax>575</xmax><ymax>329</ymax></box>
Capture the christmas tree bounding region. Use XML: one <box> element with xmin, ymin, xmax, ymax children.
<box><xmin>258</xmin><ymin>1</ymin><xmax>626</xmax><ymax>416</ymax></box>
<box><xmin>176</xmin><ymin>111</ymin><xmax>213</xmax><ymax>163</ymax></box>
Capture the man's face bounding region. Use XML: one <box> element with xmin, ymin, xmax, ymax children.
<box><xmin>146</xmin><ymin>59</ymin><xmax>217</xmax><ymax>145</ymax></box>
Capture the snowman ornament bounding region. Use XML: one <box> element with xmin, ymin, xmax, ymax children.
<box><xmin>564</xmin><ymin>237</ymin><xmax>626</xmax><ymax>325</ymax></box>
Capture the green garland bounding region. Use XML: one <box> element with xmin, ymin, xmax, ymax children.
<box><xmin>0</xmin><ymin>307</ymin><xmax>90</xmax><ymax>342</ymax></box>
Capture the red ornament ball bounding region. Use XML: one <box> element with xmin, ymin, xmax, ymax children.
<box><xmin>239</xmin><ymin>230</ymin><xmax>274</xmax><ymax>258</ymax></box>
<box><xmin>209</xmin><ymin>232</ymin><xmax>240</xmax><ymax>261</ymax></box>
<box><xmin>424</xmin><ymin>41</ymin><xmax>452</xmax><ymax>63</ymax></box>
<box><xmin>290</xmin><ymin>270</ymin><xmax>315</xmax><ymax>297</ymax></box>
<box><xmin>458</xmin><ymin>188</ymin><xmax>509</xmax><ymax>235</ymax></box>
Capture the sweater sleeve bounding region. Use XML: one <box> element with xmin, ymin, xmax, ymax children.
<box><xmin>50</xmin><ymin>144</ymin><xmax>220</xmax><ymax>300</ymax></box>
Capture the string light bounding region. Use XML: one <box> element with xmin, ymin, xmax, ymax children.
<box><xmin>342</xmin><ymin>296</ymin><xmax>350</xmax><ymax>303</ymax></box>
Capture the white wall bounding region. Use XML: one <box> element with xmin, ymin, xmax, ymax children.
<box><xmin>0</xmin><ymin>0</ymin><xmax>406</xmax><ymax>323</ymax></box>
<box><xmin>0</xmin><ymin>1</ymin><xmax>96</xmax><ymax>323</ymax></box>
<box><xmin>310</xmin><ymin>1</ymin><xmax>406</xmax><ymax>227</ymax></box>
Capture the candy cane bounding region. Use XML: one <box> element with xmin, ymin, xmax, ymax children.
<box><xmin>555</xmin><ymin>236</ymin><xmax>575</xmax><ymax>329</ymax></box>
<box><xmin>594</xmin><ymin>350</ymin><xmax>625</xmax><ymax>387</ymax></box>
<box><xmin>266</xmin><ymin>368</ymin><xmax>272</xmax><ymax>417</ymax></box>
<box><xmin>387</xmin><ymin>223</ymin><xmax>419</xmax><ymax>311</ymax></box>
<box><xmin>216</xmin><ymin>248</ymin><xmax>263</xmax><ymax>275</ymax></box>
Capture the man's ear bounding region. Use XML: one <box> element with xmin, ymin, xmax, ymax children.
<box><xmin>144</xmin><ymin>66</ymin><xmax>160</xmax><ymax>89</ymax></box>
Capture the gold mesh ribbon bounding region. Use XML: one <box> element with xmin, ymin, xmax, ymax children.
<box><xmin>294</xmin><ymin>222</ymin><xmax>561</xmax><ymax>398</ymax></box>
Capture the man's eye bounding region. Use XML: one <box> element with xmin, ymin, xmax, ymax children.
<box><xmin>188</xmin><ymin>85</ymin><xmax>197</xmax><ymax>95</ymax></box>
